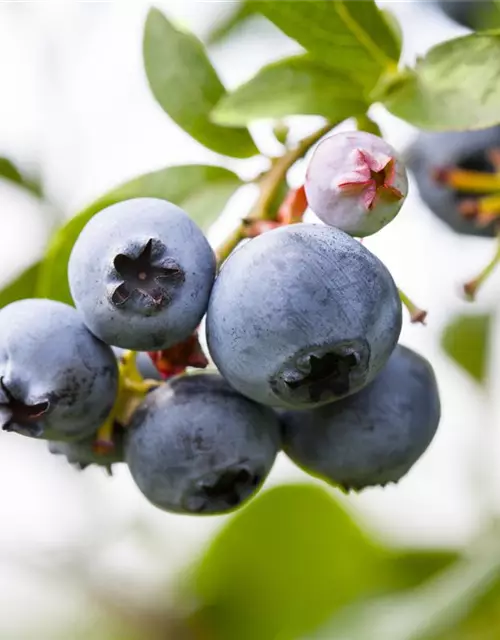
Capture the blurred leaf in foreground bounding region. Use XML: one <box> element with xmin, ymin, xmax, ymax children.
<box><xmin>442</xmin><ymin>312</ymin><xmax>492</xmax><ymax>384</ymax></box>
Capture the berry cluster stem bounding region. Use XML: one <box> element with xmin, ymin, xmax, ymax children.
<box><xmin>215</xmin><ymin>122</ymin><xmax>332</xmax><ymax>265</ymax></box>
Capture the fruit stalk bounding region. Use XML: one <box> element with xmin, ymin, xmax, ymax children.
<box><xmin>215</xmin><ymin>122</ymin><xmax>332</xmax><ymax>264</ymax></box>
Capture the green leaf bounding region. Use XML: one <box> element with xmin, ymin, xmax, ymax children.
<box><xmin>37</xmin><ymin>164</ymin><xmax>241</xmax><ymax>305</ymax></box>
<box><xmin>311</xmin><ymin>537</ymin><xmax>500</xmax><ymax>640</ymax></box>
<box><xmin>189</xmin><ymin>484</ymin><xmax>387</xmax><ymax>640</ymax></box>
<box><xmin>441</xmin><ymin>313</ymin><xmax>491</xmax><ymax>383</ymax></box>
<box><xmin>380</xmin><ymin>32</ymin><xmax>500</xmax><ymax>130</ymax></box>
<box><xmin>0</xmin><ymin>157</ymin><xmax>42</xmax><ymax>198</ymax></box>
<box><xmin>387</xmin><ymin>550</ymin><xmax>458</xmax><ymax>591</ymax></box>
<box><xmin>253</xmin><ymin>0</ymin><xmax>401</xmax><ymax>88</ymax></box>
<box><xmin>213</xmin><ymin>55</ymin><xmax>368</xmax><ymax>125</ymax></box>
<box><xmin>0</xmin><ymin>262</ymin><xmax>41</xmax><ymax>308</ymax></box>
<box><xmin>144</xmin><ymin>8</ymin><xmax>258</xmax><ymax>158</ymax></box>
<box><xmin>206</xmin><ymin>1</ymin><xmax>256</xmax><ymax>44</ymax></box>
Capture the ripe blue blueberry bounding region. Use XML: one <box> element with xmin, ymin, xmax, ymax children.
<box><xmin>68</xmin><ymin>198</ymin><xmax>216</xmax><ymax>351</ymax></box>
<box><xmin>206</xmin><ymin>223</ymin><xmax>402</xmax><ymax>410</ymax></box>
<box><xmin>435</xmin><ymin>0</ymin><xmax>498</xmax><ymax>29</ymax></box>
<box><xmin>48</xmin><ymin>427</ymin><xmax>125</xmax><ymax>472</ymax></box>
<box><xmin>408</xmin><ymin>127</ymin><xmax>500</xmax><ymax>237</ymax></box>
<box><xmin>305</xmin><ymin>131</ymin><xmax>408</xmax><ymax>237</ymax></box>
<box><xmin>280</xmin><ymin>345</ymin><xmax>440</xmax><ymax>491</ymax></box>
<box><xmin>0</xmin><ymin>299</ymin><xmax>118</xmax><ymax>441</ymax></box>
<box><xmin>126</xmin><ymin>374</ymin><xmax>281</xmax><ymax>515</ymax></box>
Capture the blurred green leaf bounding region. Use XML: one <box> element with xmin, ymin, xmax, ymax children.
<box><xmin>356</xmin><ymin>114</ymin><xmax>383</xmax><ymax>136</ymax></box>
<box><xmin>0</xmin><ymin>157</ymin><xmax>42</xmax><ymax>198</ymax></box>
<box><xmin>190</xmin><ymin>483</ymin><xmax>387</xmax><ymax>640</ymax></box>
<box><xmin>381</xmin><ymin>8</ymin><xmax>403</xmax><ymax>52</ymax></box>
<box><xmin>253</xmin><ymin>0</ymin><xmax>401</xmax><ymax>89</ymax></box>
<box><xmin>441</xmin><ymin>313</ymin><xmax>491</xmax><ymax>383</ymax></box>
<box><xmin>213</xmin><ymin>55</ymin><xmax>367</xmax><ymax>125</ymax></box>
<box><xmin>144</xmin><ymin>8</ymin><xmax>258</xmax><ymax>158</ymax></box>
<box><xmin>434</xmin><ymin>583</ymin><xmax>500</xmax><ymax>640</ymax></box>
<box><xmin>37</xmin><ymin>164</ymin><xmax>241</xmax><ymax>305</ymax></box>
<box><xmin>387</xmin><ymin>550</ymin><xmax>458</xmax><ymax>591</ymax></box>
<box><xmin>312</xmin><ymin>537</ymin><xmax>500</xmax><ymax>640</ymax></box>
<box><xmin>380</xmin><ymin>32</ymin><xmax>500</xmax><ymax>130</ymax></box>
<box><xmin>206</xmin><ymin>1</ymin><xmax>257</xmax><ymax>44</ymax></box>
<box><xmin>0</xmin><ymin>262</ymin><xmax>40</xmax><ymax>308</ymax></box>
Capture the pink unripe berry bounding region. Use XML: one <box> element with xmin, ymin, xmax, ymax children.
<box><xmin>305</xmin><ymin>131</ymin><xmax>408</xmax><ymax>237</ymax></box>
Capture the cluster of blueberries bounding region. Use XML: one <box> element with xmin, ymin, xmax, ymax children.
<box><xmin>0</xmin><ymin>131</ymin><xmax>441</xmax><ymax>515</ymax></box>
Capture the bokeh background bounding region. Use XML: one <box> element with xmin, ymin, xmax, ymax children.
<box><xmin>1</xmin><ymin>2</ymin><xmax>500</xmax><ymax>638</ymax></box>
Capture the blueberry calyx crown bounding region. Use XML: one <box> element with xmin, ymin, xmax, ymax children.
<box><xmin>111</xmin><ymin>238</ymin><xmax>185</xmax><ymax>309</ymax></box>
<box><xmin>337</xmin><ymin>149</ymin><xmax>404</xmax><ymax>211</ymax></box>
<box><xmin>283</xmin><ymin>352</ymin><xmax>357</xmax><ymax>402</ymax></box>
<box><xmin>0</xmin><ymin>377</ymin><xmax>48</xmax><ymax>436</ymax></box>
<box><xmin>271</xmin><ymin>341</ymin><xmax>369</xmax><ymax>406</ymax></box>
<box><xmin>187</xmin><ymin>468</ymin><xmax>262</xmax><ymax>513</ymax></box>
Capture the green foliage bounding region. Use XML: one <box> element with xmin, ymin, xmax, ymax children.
<box><xmin>191</xmin><ymin>484</ymin><xmax>387</xmax><ymax>640</ymax></box>
<box><xmin>0</xmin><ymin>262</ymin><xmax>40</xmax><ymax>308</ymax></box>
<box><xmin>442</xmin><ymin>313</ymin><xmax>491</xmax><ymax>383</ymax></box>
<box><xmin>212</xmin><ymin>55</ymin><xmax>368</xmax><ymax>124</ymax></box>
<box><xmin>0</xmin><ymin>157</ymin><xmax>42</xmax><ymax>197</ymax></box>
<box><xmin>386</xmin><ymin>550</ymin><xmax>458</xmax><ymax>592</ymax></box>
<box><xmin>312</xmin><ymin>537</ymin><xmax>500</xmax><ymax>640</ymax></box>
<box><xmin>379</xmin><ymin>32</ymin><xmax>500</xmax><ymax>130</ymax></box>
<box><xmin>144</xmin><ymin>8</ymin><xmax>258</xmax><ymax>158</ymax></box>
<box><xmin>36</xmin><ymin>165</ymin><xmax>241</xmax><ymax>305</ymax></box>
<box><xmin>206</xmin><ymin>1</ymin><xmax>257</xmax><ymax>44</ymax></box>
<box><xmin>253</xmin><ymin>0</ymin><xmax>401</xmax><ymax>89</ymax></box>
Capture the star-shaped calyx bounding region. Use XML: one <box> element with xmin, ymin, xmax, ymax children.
<box><xmin>337</xmin><ymin>148</ymin><xmax>404</xmax><ymax>211</ymax></box>
<box><xmin>283</xmin><ymin>352</ymin><xmax>358</xmax><ymax>403</ymax></box>
<box><xmin>0</xmin><ymin>377</ymin><xmax>48</xmax><ymax>436</ymax></box>
<box><xmin>111</xmin><ymin>239</ymin><xmax>184</xmax><ymax>309</ymax></box>
<box><xmin>188</xmin><ymin>468</ymin><xmax>261</xmax><ymax>513</ymax></box>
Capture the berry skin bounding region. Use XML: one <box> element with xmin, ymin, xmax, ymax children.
<box><xmin>68</xmin><ymin>198</ymin><xmax>216</xmax><ymax>351</ymax></box>
<box><xmin>407</xmin><ymin>127</ymin><xmax>500</xmax><ymax>237</ymax></box>
<box><xmin>0</xmin><ymin>299</ymin><xmax>118</xmax><ymax>441</ymax></box>
<box><xmin>206</xmin><ymin>223</ymin><xmax>402</xmax><ymax>410</ymax></box>
<box><xmin>125</xmin><ymin>374</ymin><xmax>281</xmax><ymax>515</ymax></box>
<box><xmin>280</xmin><ymin>345</ymin><xmax>440</xmax><ymax>491</ymax></box>
<box><xmin>305</xmin><ymin>131</ymin><xmax>408</xmax><ymax>237</ymax></box>
<box><xmin>435</xmin><ymin>1</ymin><xmax>499</xmax><ymax>30</ymax></box>
<box><xmin>48</xmin><ymin>427</ymin><xmax>125</xmax><ymax>472</ymax></box>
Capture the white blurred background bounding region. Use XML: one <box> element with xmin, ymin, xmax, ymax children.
<box><xmin>1</xmin><ymin>1</ymin><xmax>499</xmax><ymax>637</ymax></box>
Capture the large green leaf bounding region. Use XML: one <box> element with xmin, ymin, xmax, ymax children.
<box><xmin>144</xmin><ymin>8</ymin><xmax>258</xmax><ymax>158</ymax></box>
<box><xmin>0</xmin><ymin>157</ymin><xmax>42</xmax><ymax>198</ymax></box>
<box><xmin>206</xmin><ymin>1</ymin><xmax>257</xmax><ymax>44</ymax></box>
<box><xmin>212</xmin><ymin>55</ymin><xmax>367</xmax><ymax>125</ymax></box>
<box><xmin>37</xmin><ymin>164</ymin><xmax>241</xmax><ymax>305</ymax></box>
<box><xmin>441</xmin><ymin>313</ymin><xmax>491</xmax><ymax>384</ymax></box>
<box><xmin>380</xmin><ymin>31</ymin><xmax>500</xmax><ymax>130</ymax></box>
<box><xmin>0</xmin><ymin>262</ymin><xmax>40</xmax><ymax>308</ymax></box>
<box><xmin>253</xmin><ymin>0</ymin><xmax>401</xmax><ymax>88</ymax></box>
<box><xmin>189</xmin><ymin>484</ymin><xmax>387</xmax><ymax>640</ymax></box>
<box><xmin>311</xmin><ymin>537</ymin><xmax>500</xmax><ymax>640</ymax></box>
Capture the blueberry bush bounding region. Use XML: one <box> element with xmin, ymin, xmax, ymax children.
<box><xmin>2</xmin><ymin>1</ymin><xmax>500</xmax><ymax>638</ymax></box>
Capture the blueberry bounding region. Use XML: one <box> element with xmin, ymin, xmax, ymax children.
<box><xmin>305</xmin><ymin>131</ymin><xmax>408</xmax><ymax>237</ymax></box>
<box><xmin>0</xmin><ymin>299</ymin><xmax>118</xmax><ymax>441</ymax></box>
<box><xmin>125</xmin><ymin>374</ymin><xmax>281</xmax><ymax>515</ymax></box>
<box><xmin>280</xmin><ymin>345</ymin><xmax>440</xmax><ymax>491</ymax></box>
<box><xmin>206</xmin><ymin>223</ymin><xmax>402</xmax><ymax>409</ymax></box>
<box><xmin>407</xmin><ymin>127</ymin><xmax>500</xmax><ymax>237</ymax></box>
<box><xmin>435</xmin><ymin>1</ymin><xmax>499</xmax><ymax>30</ymax></box>
<box><xmin>68</xmin><ymin>198</ymin><xmax>216</xmax><ymax>351</ymax></box>
<box><xmin>48</xmin><ymin>426</ymin><xmax>125</xmax><ymax>471</ymax></box>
